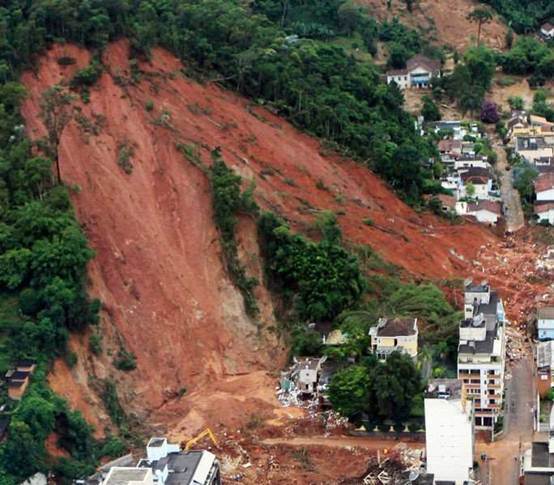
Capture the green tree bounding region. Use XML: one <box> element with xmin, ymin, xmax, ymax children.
<box><xmin>39</xmin><ymin>85</ymin><xmax>74</xmax><ymax>183</ymax></box>
<box><xmin>465</xmin><ymin>182</ymin><xmax>476</xmax><ymax>198</ymax></box>
<box><xmin>369</xmin><ymin>351</ymin><xmax>421</xmax><ymax>423</ymax></box>
<box><xmin>508</xmin><ymin>96</ymin><xmax>524</xmax><ymax>110</ymax></box>
<box><xmin>466</xmin><ymin>8</ymin><xmax>493</xmax><ymax>45</ymax></box>
<box><xmin>421</xmin><ymin>95</ymin><xmax>441</xmax><ymax>121</ymax></box>
<box><xmin>328</xmin><ymin>365</ymin><xmax>370</xmax><ymax>417</ymax></box>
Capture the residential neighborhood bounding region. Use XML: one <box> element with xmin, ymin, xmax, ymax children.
<box><xmin>429</xmin><ymin>120</ymin><xmax>503</xmax><ymax>225</ymax></box>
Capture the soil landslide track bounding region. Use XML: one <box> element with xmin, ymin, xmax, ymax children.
<box><xmin>21</xmin><ymin>41</ymin><xmax>496</xmax><ymax>433</ymax></box>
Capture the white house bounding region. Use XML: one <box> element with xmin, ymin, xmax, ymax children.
<box><xmin>463</xmin><ymin>200</ymin><xmax>501</xmax><ymax>225</ymax></box>
<box><xmin>535</xmin><ymin>173</ymin><xmax>554</xmax><ymax>201</ymax></box>
<box><xmin>459</xmin><ymin>168</ymin><xmax>493</xmax><ymax>200</ymax></box>
<box><xmin>369</xmin><ymin>317</ymin><xmax>418</xmax><ymax>359</ymax></box>
<box><xmin>386</xmin><ymin>55</ymin><xmax>441</xmax><ymax>90</ymax></box>
<box><xmin>536</xmin><ymin>202</ymin><xmax>554</xmax><ymax>225</ymax></box>
<box><xmin>540</xmin><ymin>22</ymin><xmax>554</xmax><ymax>40</ymax></box>
<box><xmin>425</xmin><ymin>380</ymin><xmax>474</xmax><ymax>484</ymax></box>
<box><xmin>454</xmin><ymin>156</ymin><xmax>490</xmax><ymax>171</ymax></box>
<box><xmin>289</xmin><ymin>356</ymin><xmax>326</xmax><ymax>395</ymax></box>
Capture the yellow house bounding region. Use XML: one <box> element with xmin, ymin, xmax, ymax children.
<box><xmin>369</xmin><ymin>317</ymin><xmax>418</xmax><ymax>360</ymax></box>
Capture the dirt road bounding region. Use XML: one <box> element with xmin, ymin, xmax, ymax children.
<box><xmin>261</xmin><ymin>435</ymin><xmax>424</xmax><ymax>451</ymax></box>
<box><xmin>491</xmin><ymin>132</ymin><xmax>525</xmax><ymax>232</ymax></box>
<box><xmin>477</xmin><ymin>355</ymin><xmax>535</xmax><ymax>485</ymax></box>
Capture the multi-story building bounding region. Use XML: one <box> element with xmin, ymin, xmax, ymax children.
<box><xmin>537</xmin><ymin>307</ymin><xmax>554</xmax><ymax>341</ymax></box>
<box><xmin>80</xmin><ymin>437</ymin><xmax>221</xmax><ymax>485</ymax></box>
<box><xmin>424</xmin><ymin>379</ymin><xmax>474</xmax><ymax>484</ymax></box>
<box><xmin>457</xmin><ymin>280</ymin><xmax>506</xmax><ymax>430</ymax></box>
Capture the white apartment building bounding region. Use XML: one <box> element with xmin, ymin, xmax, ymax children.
<box><xmin>458</xmin><ymin>280</ymin><xmax>506</xmax><ymax>429</ymax></box>
<box><xmin>425</xmin><ymin>379</ymin><xmax>474</xmax><ymax>484</ymax></box>
<box><xmin>87</xmin><ymin>437</ymin><xmax>221</xmax><ymax>485</ymax></box>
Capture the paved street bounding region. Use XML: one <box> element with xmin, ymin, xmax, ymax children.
<box><xmin>477</xmin><ymin>355</ymin><xmax>535</xmax><ymax>484</ymax></box>
<box><xmin>488</xmin><ymin>128</ymin><xmax>525</xmax><ymax>233</ymax></box>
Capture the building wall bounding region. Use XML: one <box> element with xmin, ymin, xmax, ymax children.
<box><xmin>424</xmin><ymin>398</ymin><xmax>474</xmax><ymax>484</ymax></box>
<box><xmin>537</xmin><ymin>209</ymin><xmax>554</xmax><ymax>225</ymax></box>
<box><xmin>473</xmin><ymin>210</ymin><xmax>499</xmax><ymax>225</ymax></box>
<box><xmin>517</xmin><ymin>147</ymin><xmax>554</xmax><ymax>163</ymax></box>
<box><xmin>538</xmin><ymin>328</ymin><xmax>554</xmax><ymax>341</ymax></box>
<box><xmin>386</xmin><ymin>75</ymin><xmax>409</xmax><ymax>90</ymax></box>
<box><xmin>538</xmin><ymin>319</ymin><xmax>554</xmax><ymax>340</ymax></box>
<box><xmin>537</xmin><ymin>189</ymin><xmax>554</xmax><ymax>201</ymax></box>
<box><xmin>373</xmin><ymin>334</ymin><xmax>418</xmax><ymax>358</ymax></box>
<box><xmin>458</xmin><ymin>360</ymin><xmax>505</xmax><ymax>429</ymax></box>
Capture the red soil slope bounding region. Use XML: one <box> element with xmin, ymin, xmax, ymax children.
<box><xmin>21</xmin><ymin>41</ymin><xmax>495</xmax><ymax>433</ymax></box>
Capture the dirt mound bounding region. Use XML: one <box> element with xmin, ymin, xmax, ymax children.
<box><xmin>357</xmin><ymin>0</ymin><xmax>508</xmax><ymax>52</ymax></box>
<box><xmin>21</xmin><ymin>41</ymin><xmax>496</xmax><ymax>434</ymax></box>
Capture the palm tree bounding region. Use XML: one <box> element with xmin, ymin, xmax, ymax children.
<box><xmin>467</xmin><ymin>8</ymin><xmax>493</xmax><ymax>45</ymax></box>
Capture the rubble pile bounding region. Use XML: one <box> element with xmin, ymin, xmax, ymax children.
<box><xmin>339</xmin><ymin>444</ymin><xmax>425</xmax><ymax>485</ymax></box>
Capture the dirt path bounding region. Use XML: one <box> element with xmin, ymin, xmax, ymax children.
<box><xmin>476</xmin><ymin>355</ymin><xmax>535</xmax><ymax>485</ymax></box>
<box><xmin>490</xmin><ymin>130</ymin><xmax>525</xmax><ymax>232</ymax></box>
<box><xmin>261</xmin><ymin>435</ymin><xmax>424</xmax><ymax>451</ymax></box>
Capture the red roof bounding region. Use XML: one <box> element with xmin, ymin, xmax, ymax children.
<box><xmin>438</xmin><ymin>139</ymin><xmax>462</xmax><ymax>153</ymax></box>
<box><xmin>386</xmin><ymin>68</ymin><xmax>408</xmax><ymax>76</ymax></box>
<box><xmin>407</xmin><ymin>54</ymin><xmax>441</xmax><ymax>73</ymax></box>
<box><xmin>468</xmin><ymin>200</ymin><xmax>502</xmax><ymax>215</ymax></box>
<box><xmin>535</xmin><ymin>173</ymin><xmax>554</xmax><ymax>193</ymax></box>
<box><xmin>535</xmin><ymin>201</ymin><xmax>554</xmax><ymax>214</ymax></box>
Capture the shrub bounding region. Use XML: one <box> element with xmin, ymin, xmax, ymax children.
<box><xmin>145</xmin><ymin>100</ymin><xmax>154</xmax><ymax>112</ymax></box>
<box><xmin>89</xmin><ymin>334</ymin><xmax>102</xmax><ymax>356</ymax></box>
<box><xmin>70</xmin><ymin>59</ymin><xmax>103</xmax><ymax>88</ymax></box>
<box><xmin>113</xmin><ymin>349</ymin><xmax>136</xmax><ymax>371</ymax></box>
<box><xmin>65</xmin><ymin>351</ymin><xmax>78</xmax><ymax>368</ymax></box>
<box><xmin>117</xmin><ymin>141</ymin><xmax>134</xmax><ymax>174</ymax></box>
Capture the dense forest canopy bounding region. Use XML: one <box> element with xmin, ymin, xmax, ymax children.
<box><xmin>479</xmin><ymin>0</ymin><xmax>553</xmax><ymax>33</ymax></box>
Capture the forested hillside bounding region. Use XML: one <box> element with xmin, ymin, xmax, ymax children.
<box><xmin>0</xmin><ymin>0</ymin><xmax>444</xmax><ymax>204</ymax></box>
<box><xmin>479</xmin><ymin>0</ymin><xmax>553</xmax><ymax>33</ymax></box>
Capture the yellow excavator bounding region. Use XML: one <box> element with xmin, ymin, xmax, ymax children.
<box><xmin>180</xmin><ymin>428</ymin><xmax>218</xmax><ymax>451</ymax></box>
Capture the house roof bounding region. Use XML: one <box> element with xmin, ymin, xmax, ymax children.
<box><xmin>9</xmin><ymin>371</ymin><xmax>29</xmax><ymax>381</ymax></box>
<box><xmin>436</xmin><ymin>194</ymin><xmax>456</xmax><ymax>209</ymax></box>
<box><xmin>461</xmin><ymin>167</ymin><xmax>490</xmax><ymax>184</ymax></box>
<box><xmin>467</xmin><ymin>200</ymin><xmax>502</xmax><ymax>215</ymax></box>
<box><xmin>374</xmin><ymin>317</ymin><xmax>417</xmax><ymax>337</ymax></box>
<box><xmin>531</xmin><ymin>442</ymin><xmax>554</xmax><ymax>468</ymax></box>
<box><xmin>386</xmin><ymin>68</ymin><xmax>408</xmax><ymax>76</ymax></box>
<box><xmin>538</xmin><ymin>307</ymin><xmax>554</xmax><ymax>320</ymax></box>
<box><xmin>16</xmin><ymin>359</ymin><xmax>35</xmax><ymax>368</ymax></box>
<box><xmin>458</xmin><ymin>329</ymin><xmax>496</xmax><ymax>355</ymax></box>
<box><xmin>535</xmin><ymin>173</ymin><xmax>554</xmax><ymax>193</ymax></box>
<box><xmin>535</xmin><ymin>201</ymin><xmax>554</xmax><ymax>214</ymax></box>
<box><xmin>438</xmin><ymin>139</ymin><xmax>462</xmax><ymax>152</ymax></box>
<box><xmin>407</xmin><ymin>54</ymin><xmax>441</xmax><ymax>73</ymax></box>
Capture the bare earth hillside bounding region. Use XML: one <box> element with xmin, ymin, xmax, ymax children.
<box><xmin>20</xmin><ymin>41</ymin><xmax>499</xmax><ymax>437</ymax></box>
<box><xmin>357</xmin><ymin>0</ymin><xmax>508</xmax><ymax>51</ymax></box>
